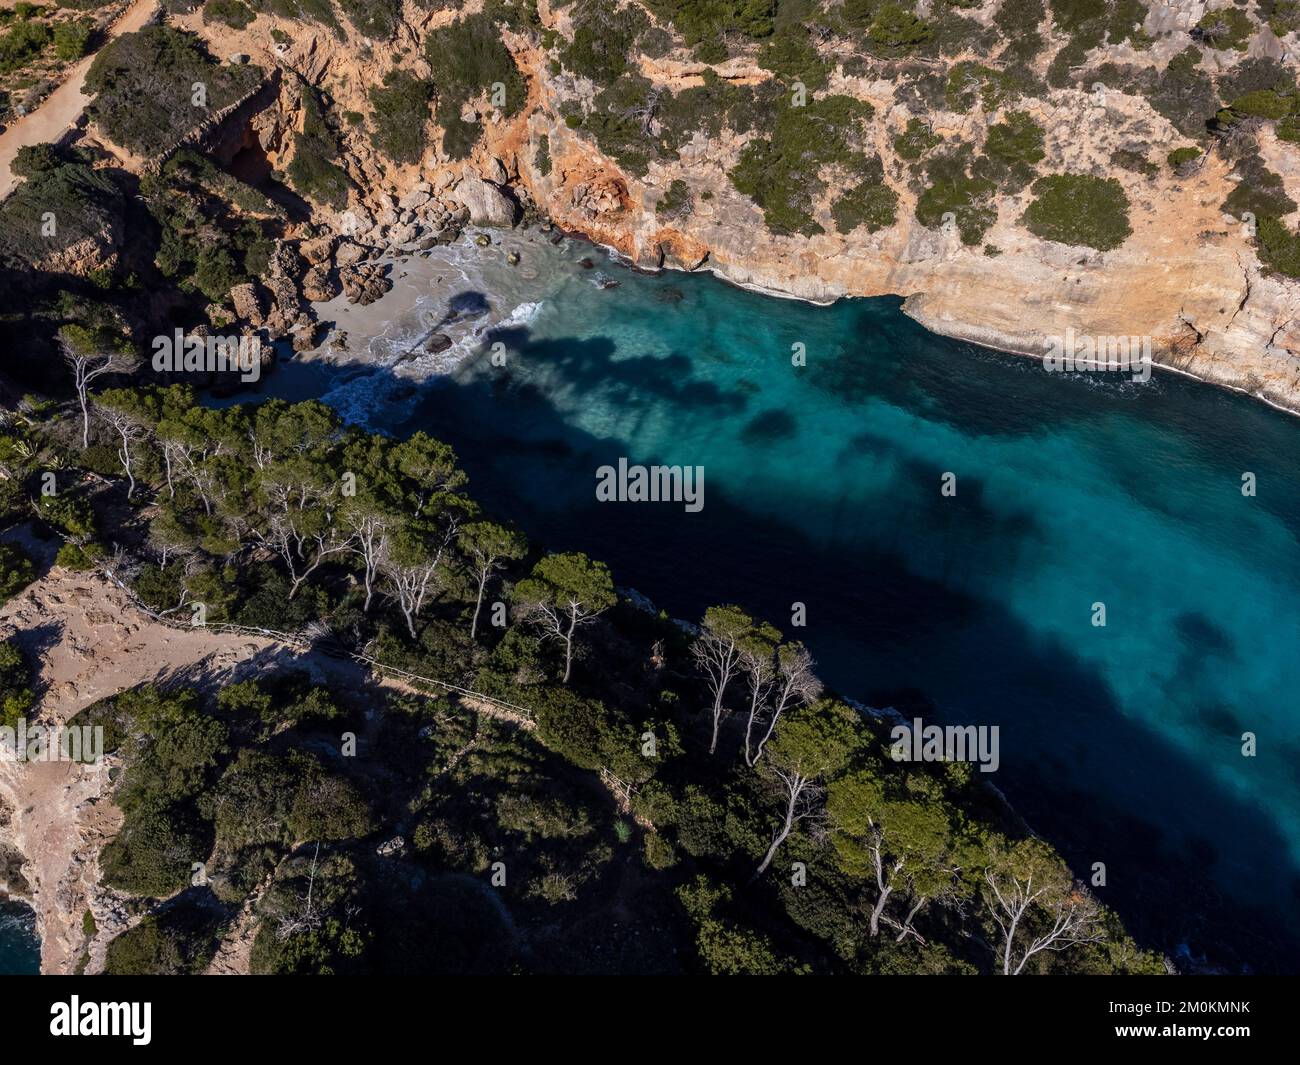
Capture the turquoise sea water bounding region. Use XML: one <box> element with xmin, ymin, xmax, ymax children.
<box><xmin>394</xmin><ymin>257</ymin><xmax>1300</xmax><ymax>971</ymax></box>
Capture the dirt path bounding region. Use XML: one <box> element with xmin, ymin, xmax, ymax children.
<box><xmin>0</xmin><ymin>0</ymin><xmax>158</xmax><ymax>201</ymax></box>
<box><xmin>0</xmin><ymin>564</ymin><xmax>285</xmax><ymax>973</ymax></box>
<box><xmin>0</xmin><ymin>560</ymin><xmax>532</xmax><ymax>972</ymax></box>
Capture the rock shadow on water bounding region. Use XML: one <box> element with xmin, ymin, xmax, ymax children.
<box><xmin>739</xmin><ymin>408</ymin><xmax>798</xmax><ymax>445</ymax></box>
<box><xmin>473</xmin><ymin>326</ymin><xmax>754</xmax><ymax>417</ymax></box>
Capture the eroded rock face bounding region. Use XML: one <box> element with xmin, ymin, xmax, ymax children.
<box><xmin>229</xmin><ymin>282</ymin><xmax>266</xmax><ymax>328</ymax></box>
<box><xmin>571</xmin><ymin>176</ymin><xmax>628</xmax><ymax>220</ymax></box>
<box><xmin>452</xmin><ymin>176</ymin><xmax>519</xmax><ymax>228</ymax></box>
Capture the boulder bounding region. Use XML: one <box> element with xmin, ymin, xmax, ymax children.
<box><xmin>290</xmin><ymin>315</ymin><xmax>324</xmax><ymax>353</ymax></box>
<box><xmin>335</xmin><ymin>240</ymin><xmax>367</xmax><ymax>267</ymax></box>
<box><xmin>300</xmin><ymin>235</ymin><xmax>336</xmax><ymax>267</ymax></box>
<box><xmin>389</xmin><ymin>222</ymin><xmax>422</xmax><ymax>246</ymax></box>
<box><xmin>301</xmin><ymin>264</ymin><xmax>341</xmax><ymax>303</ymax></box>
<box><xmin>340</xmin><ymin>263</ymin><xmax>392</xmax><ymax>306</ymax></box>
<box><xmin>452</xmin><ymin>176</ymin><xmax>519</xmax><ymax>227</ymax></box>
<box><xmin>399</xmin><ymin>183</ymin><xmax>432</xmax><ymax>211</ymax></box>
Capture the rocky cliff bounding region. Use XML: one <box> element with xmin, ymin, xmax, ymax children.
<box><xmin>72</xmin><ymin>1</ymin><xmax>1300</xmax><ymax>411</ymax></box>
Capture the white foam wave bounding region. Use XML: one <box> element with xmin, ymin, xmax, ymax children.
<box><xmin>319</xmin><ymin>297</ymin><xmax>546</xmax><ymax>429</ymax></box>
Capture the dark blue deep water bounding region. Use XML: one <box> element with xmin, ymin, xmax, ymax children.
<box><xmin>0</xmin><ymin>899</ymin><xmax>39</xmax><ymax>974</ymax></box>
<box><xmin>392</xmin><ymin>262</ymin><xmax>1300</xmax><ymax>972</ymax></box>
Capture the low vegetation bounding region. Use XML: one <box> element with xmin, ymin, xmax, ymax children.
<box><xmin>368</xmin><ymin>70</ymin><xmax>433</xmax><ymax>165</ymax></box>
<box><xmin>1023</xmin><ymin>173</ymin><xmax>1132</xmax><ymax>251</ymax></box>
<box><xmin>425</xmin><ymin>12</ymin><xmax>526</xmax><ymax>160</ymax></box>
<box><xmin>85</xmin><ymin>26</ymin><xmax>263</xmax><ymax>157</ymax></box>
<box><xmin>287</xmin><ymin>86</ymin><xmax>352</xmax><ymax>209</ymax></box>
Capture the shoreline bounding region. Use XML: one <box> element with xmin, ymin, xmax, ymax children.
<box><xmin>554</xmin><ymin>228</ymin><xmax>1300</xmax><ymax>421</ymax></box>
<box><xmin>899</xmin><ymin>307</ymin><xmax>1300</xmax><ymax>423</ymax></box>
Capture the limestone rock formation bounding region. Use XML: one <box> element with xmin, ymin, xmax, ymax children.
<box><xmin>340</xmin><ymin>262</ymin><xmax>392</xmax><ymax>306</ymax></box>
<box><xmin>452</xmin><ymin>176</ymin><xmax>519</xmax><ymax>228</ymax></box>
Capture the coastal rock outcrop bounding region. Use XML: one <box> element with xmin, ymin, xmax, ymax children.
<box><xmin>301</xmin><ymin>263</ymin><xmax>341</xmax><ymax>304</ymax></box>
<box><xmin>340</xmin><ymin>262</ymin><xmax>392</xmax><ymax>306</ymax></box>
<box><xmin>95</xmin><ymin>3</ymin><xmax>1300</xmax><ymax>413</ymax></box>
<box><xmin>452</xmin><ymin>175</ymin><xmax>519</xmax><ymax>228</ymax></box>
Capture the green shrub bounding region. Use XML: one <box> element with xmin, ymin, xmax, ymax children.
<box><xmin>730</xmin><ymin>94</ymin><xmax>876</xmax><ymax>236</ymax></box>
<box><xmin>0</xmin><ymin>639</ymin><xmax>35</xmax><ymax>729</ymax></box>
<box><xmin>560</xmin><ymin>0</ymin><xmax>646</xmax><ymax>83</ymax></box>
<box><xmin>657</xmin><ymin>178</ymin><xmax>692</xmax><ymax>219</ymax></box>
<box><xmin>287</xmin><ymin>87</ymin><xmax>351</xmax><ymax>208</ymax></box>
<box><xmin>263</xmin><ymin>0</ymin><xmax>339</xmax><ymax>25</ymax></box>
<box><xmin>8</xmin><ymin>142</ymin><xmax>62</xmax><ymax>178</ymax></box>
<box><xmin>1222</xmin><ymin>151</ymin><xmax>1296</xmax><ymax>222</ymax></box>
<box><xmin>645</xmin><ymin>0</ymin><xmax>775</xmax><ymax>46</ymax></box>
<box><xmin>55</xmin><ymin>540</ymin><xmax>104</xmax><ymax>571</ymax></box>
<box><xmin>534</xmin><ymin>133</ymin><xmax>551</xmax><ymax>176</ymax></box>
<box><xmin>1194</xmin><ymin>7</ymin><xmax>1254</xmax><ymax>51</ymax></box>
<box><xmin>867</xmin><ymin>2</ymin><xmax>932</xmax><ymax>55</ymax></box>
<box><xmin>1110</xmin><ymin>148</ymin><xmax>1157</xmax><ymax>177</ymax></box>
<box><xmin>368</xmin><ymin>69</ymin><xmax>432</xmax><ymax>164</ymax></box>
<box><xmin>0</xmin><ymin>19</ymin><xmax>51</xmax><ymax>75</ymax></box>
<box><xmin>992</xmin><ymin>0</ymin><xmax>1045</xmax><ymax>61</ymax></box>
<box><xmin>1261</xmin><ymin>0</ymin><xmax>1300</xmax><ymax>36</ymax></box>
<box><xmin>579</xmin><ymin>75</ymin><xmax>677</xmax><ymax>177</ymax></box>
<box><xmin>1048</xmin><ymin>0</ymin><xmax>1106</xmax><ymax>30</ymax></box>
<box><xmin>1226</xmin><ymin>89</ymin><xmax>1294</xmax><ymax>120</ymax></box>
<box><xmin>1257</xmin><ymin>214</ymin><xmax>1300</xmax><ymax>277</ymax></box>
<box><xmin>893</xmin><ymin>117</ymin><xmax>941</xmax><ymax>162</ymax></box>
<box><xmin>831</xmin><ymin>174</ymin><xmax>898</xmax><ymax>234</ymax></box>
<box><xmin>643</xmin><ymin>831</ymin><xmax>677</xmax><ymax>869</ymax></box>
<box><xmin>142</xmin><ymin>152</ymin><xmax>275</xmax><ymax>302</ymax></box>
<box><xmin>757</xmin><ymin>27</ymin><xmax>830</xmax><ymax>91</ymax></box>
<box><xmin>915</xmin><ymin>147</ymin><xmax>996</xmax><ymax>245</ymax></box>
<box><xmin>52</xmin><ymin>17</ymin><xmax>93</xmax><ymax>60</ymax></box>
<box><xmin>1166</xmin><ymin>145</ymin><xmax>1201</xmax><ymax>170</ymax></box>
<box><xmin>339</xmin><ymin>0</ymin><xmax>400</xmax><ymax>39</ymax></box>
<box><xmin>103</xmin><ymin>909</ymin><xmax>221</xmax><ymax>974</ymax></box>
<box><xmin>982</xmin><ymin>110</ymin><xmax>1045</xmax><ymax>187</ymax></box>
<box><xmin>1143</xmin><ymin>48</ymin><xmax>1218</xmax><ymax>138</ymax></box>
<box><xmin>1023</xmin><ymin>173</ymin><xmax>1132</xmax><ymax>250</ymax></box>
<box><xmin>425</xmin><ymin>13</ymin><xmax>525</xmax><ymax>160</ymax></box>
<box><xmin>0</xmin><ymin>157</ymin><xmax>123</xmax><ymax>267</ymax></box>
<box><xmin>946</xmin><ymin>61</ymin><xmax>1031</xmax><ymax>113</ymax></box>
<box><xmin>203</xmin><ymin>0</ymin><xmax>256</xmax><ymax>29</ymax></box>
<box><xmin>85</xmin><ymin>26</ymin><xmax>263</xmax><ymax>156</ymax></box>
